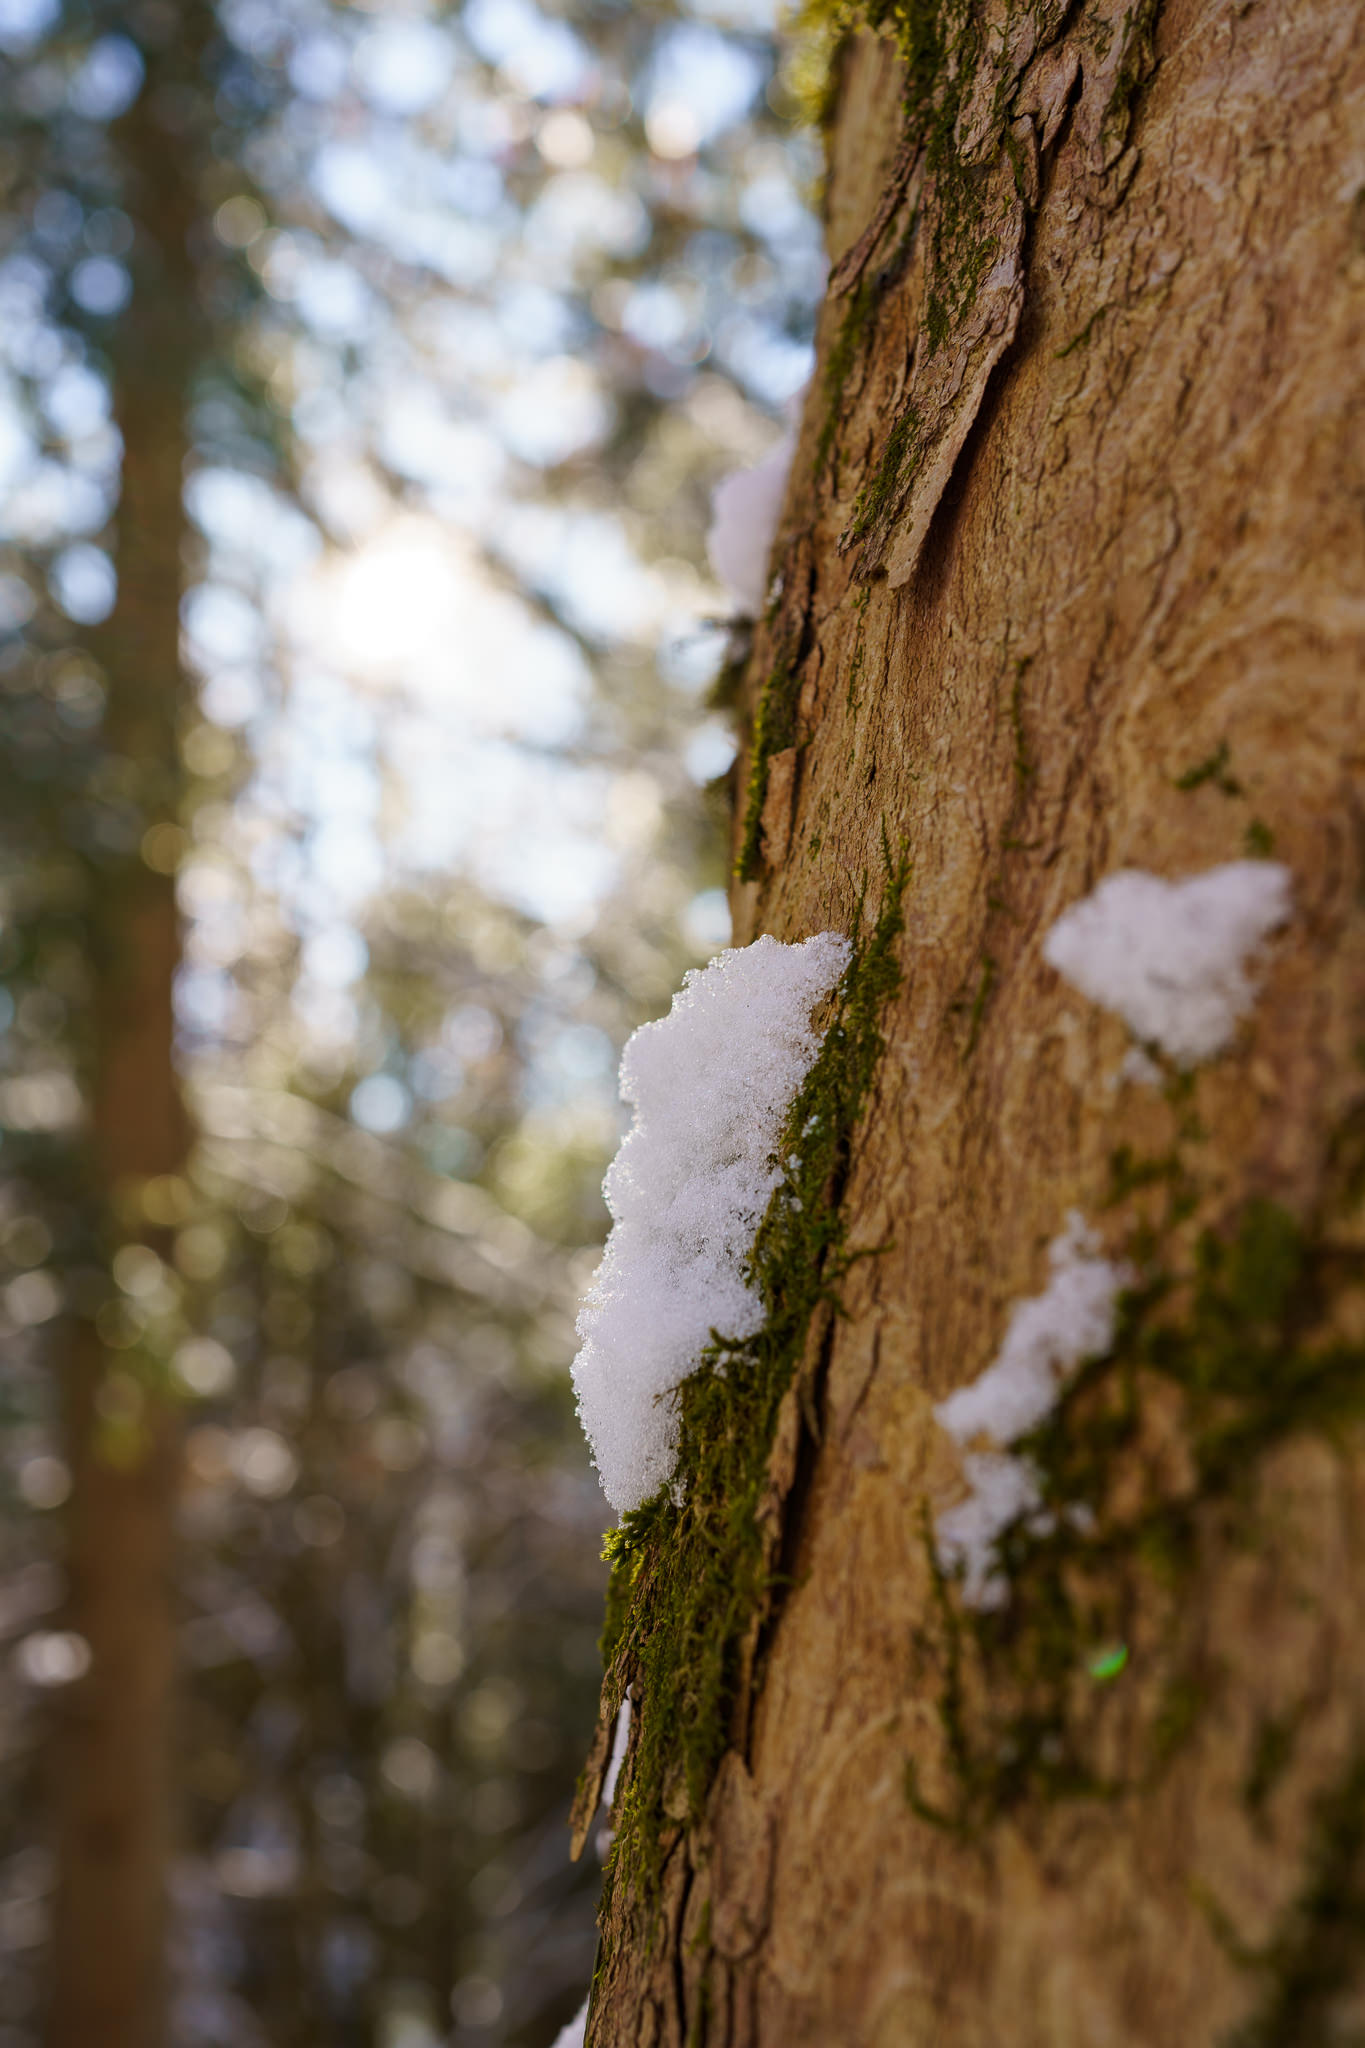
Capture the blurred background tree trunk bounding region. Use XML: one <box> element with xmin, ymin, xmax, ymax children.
<box><xmin>0</xmin><ymin>1</ymin><xmax>830</xmax><ymax>2045</ymax></box>
<box><xmin>47</xmin><ymin>54</ymin><xmax>199</xmax><ymax>2048</ymax></box>
<box><xmin>590</xmin><ymin>4</ymin><xmax>1365</xmax><ymax>2042</ymax></box>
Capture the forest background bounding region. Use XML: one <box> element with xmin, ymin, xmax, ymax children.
<box><xmin>0</xmin><ymin>0</ymin><xmax>821</xmax><ymax>2043</ymax></box>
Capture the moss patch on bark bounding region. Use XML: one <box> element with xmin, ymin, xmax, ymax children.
<box><xmin>1221</xmin><ymin>1748</ymin><xmax>1365</xmax><ymax>2046</ymax></box>
<box><xmin>910</xmin><ymin>1163</ymin><xmax>1365</xmax><ymax>1832</ymax></box>
<box><xmin>596</xmin><ymin>853</ymin><xmax>909</xmax><ymax>1934</ymax></box>
<box><xmin>735</xmin><ymin>661</ymin><xmax>800</xmax><ymax>882</ymax></box>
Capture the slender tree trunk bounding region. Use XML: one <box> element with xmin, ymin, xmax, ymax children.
<box><xmin>587</xmin><ymin>3</ymin><xmax>1365</xmax><ymax>2041</ymax></box>
<box><xmin>47</xmin><ymin>64</ymin><xmax>198</xmax><ymax>2048</ymax></box>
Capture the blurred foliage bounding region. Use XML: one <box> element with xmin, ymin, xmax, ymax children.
<box><xmin>0</xmin><ymin>0</ymin><xmax>822</xmax><ymax>2043</ymax></box>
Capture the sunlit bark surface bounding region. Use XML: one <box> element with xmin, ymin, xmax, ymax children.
<box><xmin>593</xmin><ymin>5</ymin><xmax>1365</xmax><ymax>2041</ymax></box>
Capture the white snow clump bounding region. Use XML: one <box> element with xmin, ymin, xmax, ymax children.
<box><xmin>934</xmin><ymin>1215</ymin><xmax>1129</xmax><ymax>1608</ymax></box>
<box><xmin>573</xmin><ymin>930</ymin><xmax>851</xmax><ymax>1514</ymax></box>
<box><xmin>1042</xmin><ymin>860</ymin><xmax>1292</xmax><ymax>1069</ymax></box>
<box><xmin>551</xmin><ymin>1999</ymin><xmax>588</xmax><ymax>2048</ymax></box>
<box><xmin>706</xmin><ymin>433</ymin><xmax>795</xmax><ymax>617</ymax></box>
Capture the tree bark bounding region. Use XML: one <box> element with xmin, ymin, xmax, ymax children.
<box><xmin>47</xmin><ymin>60</ymin><xmax>199</xmax><ymax>2048</ymax></box>
<box><xmin>589</xmin><ymin>3</ymin><xmax>1365</xmax><ymax>2042</ymax></box>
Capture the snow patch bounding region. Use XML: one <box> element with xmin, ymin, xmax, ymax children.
<box><xmin>1043</xmin><ymin>861</ymin><xmax>1292</xmax><ymax>1069</ymax></box>
<box><xmin>573</xmin><ymin>931</ymin><xmax>850</xmax><ymax>1513</ymax></box>
<box><xmin>934</xmin><ymin>1450</ymin><xmax>1043</xmax><ymax>1610</ymax></box>
<box><xmin>551</xmin><ymin>1998</ymin><xmax>588</xmax><ymax>2048</ymax></box>
<box><xmin>934</xmin><ymin>1216</ymin><xmax>1128</xmax><ymax>1608</ymax></box>
<box><xmin>593</xmin><ymin>1694</ymin><xmax>632</xmax><ymax>1861</ymax></box>
<box><xmin>1115</xmin><ymin>1044</ymin><xmax>1162</xmax><ymax>1090</ymax></box>
<box><xmin>601</xmin><ymin>1695</ymin><xmax>631</xmax><ymax>1812</ymax></box>
<box><xmin>935</xmin><ymin>1217</ymin><xmax>1127</xmax><ymax>1449</ymax></box>
<box><xmin>705</xmin><ymin>434</ymin><xmax>794</xmax><ymax>617</ymax></box>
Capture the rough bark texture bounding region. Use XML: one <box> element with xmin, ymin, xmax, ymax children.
<box><xmin>46</xmin><ymin>67</ymin><xmax>197</xmax><ymax>2048</ymax></box>
<box><xmin>590</xmin><ymin>3</ymin><xmax>1365</xmax><ymax>2042</ymax></box>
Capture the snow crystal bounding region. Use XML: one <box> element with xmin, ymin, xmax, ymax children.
<box><xmin>551</xmin><ymin>1998</ymin><xmax>588</xmax><ymax>2048</ymax></box>
<box><xmin>934</xmin><ymin>1216</ymin><xmax>1128</xmax><ymax>1608</ymax></box>
<box><xmin>705</xmin><ymin>434</ymin><xmax>794</xmax><ymax>617</ymax></box>
<box><xmin>1042</xmin><ymin>861</ymin><xmax>1292</xmax><ymax>1069</ymax></box>
<box><xmin>573</xmin><ymin>931</ymin><xmax>850</xmax><ymax>1514</ymax></box>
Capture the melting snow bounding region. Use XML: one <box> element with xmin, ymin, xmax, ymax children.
<box><xmin>573</xmin><ymin>931</ymin><xmax>850</xmax><ymax>1513</ymax></box>
<box><xmin>1042</xmin><ymin>861</ymin><xmax>1292</xmax><ymax>1069</ymax></box>
<box><xmin>705</xmin><ymin>434</ymin><xmax>794</xmax><ymax>617</ymax></box>
<box><xmin>934</xmin><ymin>1216</ymin><xmax>1128</xmax><ymax>1608</ymax></box>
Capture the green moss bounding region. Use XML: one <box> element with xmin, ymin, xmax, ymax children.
<box><xmin>1174</xmin><ymin>740</ymin><xmax>1243</xmax><ymax>797</ymax></box>
<box><xmin>875</xmin><ymin>0</ymin><xmax>992</xmax><ymax>355</ymax></box>
<box><xmin>598</xmin><ymin>1542</ymin><xmax>635</xmax><ymax>1671</ymax></box>
<box><xmin>686</xmin><ymin>1899</ymin><xmax>713</xmax><ymax>1956</ymax></box>
<box><xmin>1056</xmin><ymin>302</ymin><xmax>1114</xmax><ymax>359</ymax></box>
<box><xmin>813</xmin><ymin>0</ymin><xmax>1163</xmax><ymax>564</ymax></box>
<box><xmin>904</xmin><ymin>1505</ymin><xmax>977</xmax><ymax>1830</ymax></box>
<box><xmin>864</xmin><ymin>0</ymin><xmax>981</xmax><ymax>159</ymax></box>
<box><xmin>1150</xmin><ymin>1671</ymin><xmax>1207</xmax><ymax>1768</ymax></box>
<box><xmin>734</xmin><ymin>661</ymin><xmax>799</xmax><ymax>882</ymax></box>
<box><xmin>1243</xmin><ymin>1708</ymin><xmax>1301</xmax><ymax>1831</ymax></box>
<box><xmin>706</xmin><ymin>638</ymin><xmax>753</xmax><ymax>715</ymax></box>
<box><xmin>826</xmin><ymin>0</ymin><xmax>1160</xmax><ymax>568</ymax></box>
<box><xmin>599</xmin><ymin>853</ymin><xmax>909</xmax><ymax>1929</ymax></box>
<box><xmin>924</xmin><ymin>200</ymin><xmax>995</xmax><ymax>354</ymax></box>
<box><xmin>1105</xmin><ymin>1142</ymin><xmax>1190</xmax><ymax>1208</ymax></box>
<box><xmin>1009</xmin><ymin>660</ymin><xmax>1034</xmax><ymax>789</ymax></box>
<box><xmin>963</xmin><ymin>951</ymin><xmax>996</xmax><ymax>1057</ymax></box>
<box><xmin>848</xmin><ymin>405</ymin><xmax>921</xmax><ymax>544</ymax></box>
<box><xmin>734</xmin><ymin>586</ymin><xmax>870</xmax><ymax>885</ymax></box>
<box><xmin>816</xmin><ymin>280</ymin><xmax>877</xmax><ymax>478</ymax></box>
<box><xmin>685</xmin><ymin>1971</ymin><xmax>714</xmax><ymax>2048</ymax></box>
<box><xmin>845</xmin><ymin>586</ymin><xmax>871</xmax><ymax>715</ymax></box>
<box><xmin>1097</xmin><ymin>0</ymin><xmax>1161</xmax><ymax>169</ymax></box>
<box><xmin>912</xmin><ymin>1190</ymin><xmax>1365</xmax><ymax>1829</ymax></box>
<box><xmin>811</xmin><ymin>1</ymin><xmax>1000</xmax><ymax>537</ymax></box>
<box><xmin>783</xmin><ymin>0</ymin><xmax>860</xmax><ymax>130</ymax></box>
<box><xmin>1222</xmin><ymin>1750</ymin><xmax>1365</xmax><ymax>2047</ymax></box>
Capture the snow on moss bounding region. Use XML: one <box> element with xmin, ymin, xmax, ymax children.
<box><xmin>1042</xmin><ymin>861</ymin><xmax>1292</xmax><ymax>1069</ymax></box>
<box><xmin>573</xmin><ymin>931</ymin><xmax>850</xmax><ymax>1514</ymax></box>
<box><xmin>934</xmin><ymin>1216</ymin><xmax>1129</xmax><ymax>1608</ymax></box>
<box><xmin>705</xmin><ymin>433</ymin><xmax>794</xmax><ymax>617</ymax></box>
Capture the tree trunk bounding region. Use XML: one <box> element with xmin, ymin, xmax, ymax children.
<box><xmin>586</xmin><ymin>4</ymin><xmax>1365</xmax><ymax>2042</ymax></box>
<box><xmin>47</xmin><ymin>61</ymin><xmax>199</xmax><ymax>2048</ymax></box>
